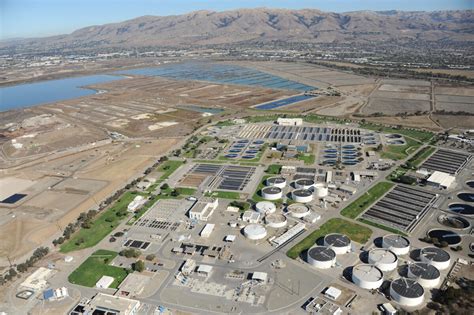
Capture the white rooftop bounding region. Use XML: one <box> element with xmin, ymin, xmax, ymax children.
<box><xmin>427</xmin><ymin>171</ymin><xmax>455</xmax><ymax>188</ymax></box>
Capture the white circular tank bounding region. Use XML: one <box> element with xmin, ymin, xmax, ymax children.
<box><xmin>324</xmin><ymin>234</ymin><xmax>351</xmax><ymax>254</ymax></box>
<box><xmin>255</xmin><ymin>201</ymin><xmax>276</xmax><ymax>214</ymax></box>
<box><xmin>420</xmin><ymin>247</ymin><xmax>451</xmax><ymax>270</ymax></box>
<box><xmin>286</xmin><ymin>203</ymin><xmax>311</xmax><ymax>218</ymax></box>
<box><xmin>292</xmin><ymin>189</ymin><xmax>313</xmax><ymax>203</ymax></box>
<box><xmin>261</xmin><ymin>186</ymin><xmax>283</xmax><ymax>201</ymax></box>
<box><xmin>294</xmin><ymin>178</ymin><xmax>315</xmax><ymax>189</ymax></box>
<box><xmin>368</xmin><ymin>248</ymin><xmax>398</xmax><ymax>272</ymax></box>
<box><xmin>407</xmin><ymin>262</ymin><xmax>441</xmax><ymax>288</ymax></box>
<box><xmin>390</xmin><ymin>278</ymin><xmax>424</xmax><ymax>307</ymax></box>
<box><xmin>382</xmin><ymin>234</ymin><xmax>411</xmax><ymax>256</ymax></box>
<box><xmin>314</xmin><ymin>183</ymin><xmax>329</xmax><ymax>198</ymax></box>
<box><xmin>265</xmin><ymin>213</ymin><xmax>287</xmax><ymax>228</ymax></box>
<box><xmin>307</xmin><ymin>246</ymin><xmax>336</xmax><ymax>269</ymax></box>
<box><xmin>352</xmin><ymin>264</ymin><xmax>384</xmax><ymax>290</ymax></box>
<box><xmin>266</xmin><ymin>177</ymin><xmax>287</xmax><ymax>189</ymax></box>
<box><xmin>243</xmin><ymin>224</ymin><xmax>267</xmax><ymax>240</ymax></box>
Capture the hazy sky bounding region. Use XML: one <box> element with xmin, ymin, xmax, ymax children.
<box><xmin>1</xmin><ymin>0</ymin><xmax>472</xmax><ymax>39</ymax></box>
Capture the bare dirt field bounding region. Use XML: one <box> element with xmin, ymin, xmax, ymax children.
<box><xmin>0</xmin><ymin>138</ymin><xmax>180</xmax><ymax>269</ymax></box>
<box><xmin>433</xmin><ymin>115</ymin><xmax>474</xmax><ymax>129</ymax></box>
<box><xmin>357</xmin><ymin>115</ymin><xmax>442</xmax><ymax>131</ymax></box>
<box><xmin>364</xmin><ymin>99</ymin><xmax>431</xmax><ymax>115</ymax></box>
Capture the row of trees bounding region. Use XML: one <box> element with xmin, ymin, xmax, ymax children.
<box><xmin>0</xmin><ymin>247</ymin><xmax>49</xmax><ymax>285</ymax></box>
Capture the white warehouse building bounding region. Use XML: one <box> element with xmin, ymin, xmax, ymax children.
<box><xmin>188</xmin><ymin>198</ymin><xmax>218</xmax><ymax>221</ymax></box>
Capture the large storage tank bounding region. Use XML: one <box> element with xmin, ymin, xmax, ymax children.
<box><xmin>314</xmin><ymin>183</ymin><xmax>329</xmax><ymax>198</ymax></box>
<box><xmin>265</xmin><ymin>213</ymin><xmax>287</xmax><ymax>228</ymax></box>
<box><xmin>307</xmin><ymin>246</ymin><xmax>336</xmax><ymax>269</ymax></box>
<box><xmin>261</xmin><ymin>186</ymin><xmax>283</xmax><ymax>201</ymax></box>
<box><xmin>420</xmin><ymin>247</ymin><xmax>451</xmax><ymax>270</ymax></box>
<box><xmin>266</xmin><ymin>177</ymin><xmax>287</xmax><ymax>189</ymax></box>
<box><xmin>407</xmin><ymin>262</ymin><xmax>441</xmax><ymax>288</ymax></box>
<box><xmin>243</xmin><ymin>224</ymin><xmax>267</xmax><ymax>240</ymax></box>
<box><xmin>292</xmin><ymin>189</ymin><xmax>313</xmax><ymax>203</ymax></box>
<box><xmin>390</xmin><ymin>278</ymin><xmax>424</xmax><ymax>307</ymax></box>
<box><xmin>286</xmin><ymin>203</ymin><xmax>311</xmax><ymax>218</ymax></box>
<box><xmin>352</xmin><ymin>264</ymin><xmax>384</xmax><ymax>290</ymax></box>
<box><xmin>368</xmin><ymin>248</ymin><xmax>398</xmax><ymax>272</ymax></box>
<box><xmin>382</xmin><ymin>234</ymin><xmax>411</xmax><ymax>256</ymax></box>
<box><xmin>255</xmin><ymin>201</ymin><xmax>276</xmax><ymax>215</ymax></box>
<box><xmin>324</xmin><ymin>233</ymin><xmax>351</xmax><ymax>254</ymax></box>
<box><xmin>294</xmin><ymin>179</ymin><xmax>315</xmax><ymax>189</ymax></box>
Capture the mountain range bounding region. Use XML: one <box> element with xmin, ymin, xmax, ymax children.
<box><xmin>2</xmin><ymin>8</ymin><xmax>473</xmax><ymax>51</ymax></box>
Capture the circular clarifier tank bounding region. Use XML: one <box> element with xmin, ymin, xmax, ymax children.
<box><xmin>427</xmin><ymin>229</ymin><xmax>462</xmax><ymax>246</ymax></box>
<box><xmin>457</xmin><ymin>192</ymin><xmax>474</xmax><ymax>202</ymax></box>
<box><xmin>342</xmin><ymin>150</ymin><xmax>357</xmax><ymax>154</ymax></box>
<box><xmin>343</xmin><ymin>160</ymin><xmax>358</xmax><ymax>165</ymax></box>
<box><xmin>437</xmin><ymin>215</ymin><xmax>471</xmax><ymax>230</ymax></box>
<box><xmin>382</xmin><ymin>234</ymin><xmax>411</xmax><ymax>255</ymax></box>
<box><xmin>261</xmin><ymin>186</ymin><xmax>283</xmax><ymax>201</ymax></box>
<box><xmin>407</xmin><ymin>262</ymin><xmax>441</xmax><ymax>288</ymax></box>
<box><xmin>243</xmin><ymin>224</ymin><xmax>267</xmax><ymax>240</ymax></box>
<box><xmin>324</xmin><ymin>160</ymin><xmax>337</xmax><ymax>165</ymax></box>
<box><xmin>352</xmin><ymin>264</ymin><xmax>384</xmax><ymax>290</ymax></box>
<box><xmin>225</xmin><ymin>154</ymin><xmax>238</xmax><ymax>158</ymax></box>
<box><xmin>467</xmin><ymin>180</ymin><xmax>474</xmax><ymax>188</ymax></box>
<box><xmin>253</xmin><ymin>140</ymin><xmax>265</xmax><ymax>145</ymax></box>
<box><xmin>241</xmin><ymin>155</ymin><xmax>256</xmax><ymax>159</ymax></box>
<box><xmin>325</xmin><ymin>149</ymin><xmax>338</xmax><ymax>153</ymax></box>
<box><xmin>390</xmin><ymin>278</ymin><xmax>424</xmax><ymax>307</ymax></box>
<box><xmin>343</xmin><ymin>145</ymin><xmax>355</xmax><ymax>149</ymax></box>
<box><xmin>307</xmin><ymin>246</ymin><xmax>336</xmax><ymax>269</ymax></box>
<box><xmin>255</xmin><ymin>201</ymin><xmax>276</xmax><ymax>215</ymax></box>
<box><xmin>233</xmin><ymin>143</ymin><xmax>246</xmax><ymax>148</ymax></box>
<box><xmin>324</xmin><ymin>154</ymin><xmax>338</xmax><ymax>159</ymax></box>
<box><xmin>286</xmin><ymin>203</ymin><xmax>311</xmax><ymax>218</ymax></box>
<box><xmin>420</xmin><ymin>247</ymin><xmax>451</xmax><ymax>270</ymax></box>
<box><xmin>292</xmin><ymin>189</ymin><xmax>313</xmax><ymax>203</ymax></box>
<box><xmin>237</xmin><ymin>139</ymin><xmax>249</xmax><ymax>143</ymax></box>
<box><xmin>295</xmin><ymin>178</ymin><xmax>315</xmax><ymax>189</ymax></box>
<box><xmin>266</xmin><ymin>177</ymin><xmax>287</xmax><ymax>188</ymax></box>
<box><xmin>245</xmin><ymin>150</ymin><xmax>259</xmax><ymax>154</ymax></box>
<box><xmin>448</xmin><ymin>203</ymin><xmax>474</xmax><ymax>216</ymax></box>
<box><xmin>324</xmin><ymin>234</ymin><xmax>351</xmax><ymax>254</ymax></box>
<box><xmin>368</xmin><ymin>248</ymin><xmax>398</xmax><ymax>271</ymax></box>
<box><xmin>387</xmin><ymin>134</ymin><xmax>402</xmax><ymax>139</ymax></box>
<box><xmin>265</xmin><ymin>213</ymin><xmax>287</xmax><ymax>228</ymax></box>
<box><xmin>229</xmin><ymin>149</ymin><xmax>242</xmax><ymax>153</ymax></box>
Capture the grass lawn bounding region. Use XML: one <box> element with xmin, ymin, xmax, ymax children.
<box><xmin>157</xmin><ymin>160</ymin><xmax>184</xmax><ymax>180</ymax></box>
<box><xmin>360</xmin><ymin>123</ymin><xmax>434</xmax><ymax>143</ymax></box>
<box><xmin>251</xmin><ymin>175</ymin><xmax>276</xmax><ymax>202</ymax></box>
<box><xmin>358</xmin><ymin>219</ymin><xmax>408</xmax><ymax>236</ymax></box>
<box><xmin>265</xmin><ymin>164</ymin><xmax>282</xmax><ymax>175</ymax></box>
<box><xmin>175</xmin><ymin>187</ymin><xmax>196</xmax><ymax>195</ymax></box>
<box><xmin>381</xmin><ymin>137</ymin><xmax>421</xmax><ymax>160</ymax></box>
<box><xmin>387</xmin><ymin>167</ymin><xmax>407</xmax><ymax>181</ymax></box>
<box><xmin>407</xmin><ymin>146</ymin><xmax>436</xmax><ymax>167</ymax></box>
<box><xmin>287</xmin><ymin>218</ymin><xmax>372</xmax><ymax>259</ymax></box>
<box><xmin>297</xmin><ymin>154</ymin><xmax>315</xmax><ymax>165</ymax></box>
<box><xmin>60</xmin><ymin>191</ymin><xmax>137</xmax><ymax>253</ymax></box>
<box><xmin>340</xmin><ymin>182</ymin><xmax>394</xmax><ymax>219</ymax></box>
<box><xmin>68</xmin><ymin>250</ymin><xmax>129</xmax><ymax>288</ymax></box>
<box><xmin>205</xmin><ymin>191</ymin><xmax>241</xmax><ymax>199</ymax></box>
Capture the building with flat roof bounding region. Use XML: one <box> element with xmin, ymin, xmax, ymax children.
<box><xmin>96</xmin><ymin>275</ymin><xmax>115</xmax><ymax>289</ymax></box>
<box><xmin>277</xmin><ymin>117</ymin><xmax>303</xmax><ymax>126</ymax></box>
<box><xmin>197</xmin><ymin>264</ymin><xmax>213</xmax><ymax>276</ymax></box>
<box><xmin>252</xmin><ymin>272</ymin><xmax>268</xmax><ymax>283</ymax></box>
<box><xmin>188</xmin><ymin>198</ymin><xmax>218</xmax><ymax>221</ymax></box>
<box><xmin>427</xmin><ymin>171</ymin><xmax>455</xmax><ymax>189</ymax></box>
<box><xmin>117</xmin><ymin>273</ymin><xmax>150</xmax><ymax>297</ymax></box>
<box><xmin>72</xmin><ymin>293</ymin><xmax>140</xmax><ymax>315</ymax></box>
<box><xmin>200</xmin><ymin>223</ymin><xmax>215</xmax><ymax>238</ymax></box>
<box><xmin>242</xmin><ymin>210</ymin><xmax>261</xmax><ymax>223</ymax></box>
<box><xmin>127</xmin><ymin>195</ymin><xmax>146</xmax><ymax>213</ymax></box>
<box><xmin>20</xmin><ymin>267</ymin><xmax>53</xmax><ymax>291</ymax></box>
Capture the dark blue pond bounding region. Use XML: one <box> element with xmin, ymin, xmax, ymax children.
<box><xmin>255</xmin><ymin>94</ymin><xmax>316</xmax><ymax>110</ymax></box>
<box><xmin>0</xmin><ymin>75</ymin><xmax>123</xmax><ymax>111</ymax></box>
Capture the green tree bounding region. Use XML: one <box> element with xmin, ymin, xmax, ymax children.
<box><xmin>133</xmin><ymin>260</ymin><xmax>146</xmax><ymax>272</ymax></box>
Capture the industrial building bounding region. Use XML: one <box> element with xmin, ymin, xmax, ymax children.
<box><xmin>96</xmin><ymin>275</ymin><xmax>114</xmax><ymax>289</ymax></box>
<box><xmin>69</xmin><ymin>293</ymin><xmax>141</xmax><ymax>315</ymax></box>
<box><xmin>276</xmin><ymin>117</ymin><xmax>303</xmax><ymax>126</ymax></box>
<box><xmin>271</xmin><ymin>223</ymin><xmax>306</xmax><ymax>247</ymax></box>
<box><xmin>426</xmin><ymin>171</ymin><xmax>456</xmax><ymax>189</ymax></box>
<box><xmin>188</xmin><ymin>198</ymin><xmax>218</xmax><ymax>221</ymax></box>
<box><xmin>127</xmin><ymin>195</ymin><xmax>146</xmax><ymax>212</ymax></box>
<box><xmin>242</xmin><ymin>210</ymin><xmax>261</xmax><ymax>223</ymax></box>
<box><xmin>200</xmin><ymin>223</ymin><xmax>215</xmax><ymax>238</ymax></box>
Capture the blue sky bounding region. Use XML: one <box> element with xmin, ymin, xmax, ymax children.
<box><xmin>1</xmin><ymin>0</ymin><xmax>472</xmax><ymax>39</ymax></box>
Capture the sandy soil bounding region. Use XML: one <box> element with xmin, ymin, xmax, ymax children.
<box><xmin>357</xmin><ymin>115</ymin><xmax>443</xmax><ymax>131</ymax></box>
<box><xmin>0</xmin><ymin>138</ymin><xmax>180</xmax><ymax>268</ymax></box>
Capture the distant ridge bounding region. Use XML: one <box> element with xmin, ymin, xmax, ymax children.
<box><xmin>2</xmin><ymin>8</ymin><xmax>473</xmax><ymax>50</ymax></box>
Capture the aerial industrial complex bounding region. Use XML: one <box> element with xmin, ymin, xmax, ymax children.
<box><xmin>0</xmin><ymin>57</ymin><xmax>473</xmax><ymax>315</ymax></box>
